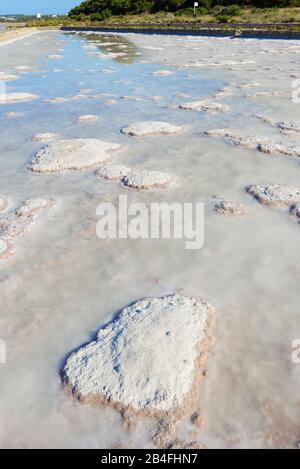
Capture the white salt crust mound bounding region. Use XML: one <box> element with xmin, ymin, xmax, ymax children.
<box><xmin>32</xmin><ymin>133</ymin><xmax>58</xmax><ymax>142</ymax></box>
<box><xmin>215</xmin><ymin>200</ymin><xmax>246</xmax><ymax>216</ymax></box>
<box><xmin>63</xmin><ymin>294</ymin><xmax>214</xmax><ymax>414</ymax></box>
<box><xmin>28</xmin><ymin>139</ymin><xmax>122</xmax><ymax>173</ymax></box>
<box><xmin>121</xmin><ymin>121</ymin><xmax>183</xmax><ymax>138</ymax></box>
<box><xmin>96</xmin><ymin>165</ymin><xmax>176</xmax><ymax>190</ymax></box>
<box><xmin>0</xmin><ymin>93</ymin><xmax>38</xmax><ymax>104</ymax></box>
<box><xmin>179</xmin><ymin>100</ymin><xmax>229</xmax><ymax>112</ymax></box>
<box><xmin>246</xmin><ymin>184</ymin><xmax>300</xmax><ymax>207</ymax></box>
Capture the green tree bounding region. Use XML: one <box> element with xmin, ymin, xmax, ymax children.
<box><xmin>68</xmin><ymin>0</ymin><xmax>300</xmax><ymax>19</ymax></box>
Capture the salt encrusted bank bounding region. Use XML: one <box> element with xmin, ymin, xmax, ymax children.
<box><xmin>63</xmin><ymin>294</ymin><xmax>215</xmax><ymax>417</ymax></box>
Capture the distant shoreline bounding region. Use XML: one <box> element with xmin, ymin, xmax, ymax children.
<box><xmin>0</xmin><ymin>27</ymin><xmax>59</xmax><ymax>46</ymax></box>
<box><xmin>0</xmin><ymin>27</ymin><xmax>39</xmax><ymax>46</ymax></box>
<box><xmin>61</xmin><ymin>24</ymin><xmax>300</xmax><ymax>40</ymax></box>
<box><xmin>1</xmin><ymin>23</ymin><xmax>300</xmax><ymax>45</ymax></box>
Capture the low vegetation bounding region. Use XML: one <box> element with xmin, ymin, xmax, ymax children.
<box><xmin>4</xmin><ymin>1</ymin><xmax>299</xmax><ymax>30</ymax></box>
<box><xmin>68</xmin><ymin>1</ymin><xmax>300</xmax><ymax>21</ymax></box>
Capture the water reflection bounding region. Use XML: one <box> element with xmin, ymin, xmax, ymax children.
<box><xmin>76</xmin><ymin>32</ymin><xmax>140</xmax><ymax>64</ymax></box>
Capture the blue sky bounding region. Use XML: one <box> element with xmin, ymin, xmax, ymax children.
<box><xmin>0</xmin><ymin>0</ymin><xmax>80</xmax><ymax>15</ymax></box>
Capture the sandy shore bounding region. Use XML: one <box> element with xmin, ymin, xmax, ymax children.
<box><xmin>0</xmin><ymin>27</ymin><xmax>56</xmax><ymax>47</ymax></box>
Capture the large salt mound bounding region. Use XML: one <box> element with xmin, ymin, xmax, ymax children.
<box><xmin>63</xmin><ymin>294</ymin><xmax>215</xmax><ymax>414</ymax></box>
<box><xmin>28</xmin><ymin>139</ymin><xmax>122</xmax><ymax>173</ymax></box>
<box><xmin>121</xmin><ymin>121</ymin><xmax>183</xmax><ymax>138</ymax></box>
<box><xmin>246</xmin><ymin>184</ymin><xmax>300</xmax><ymax>207</ymax></box>
<box><xmin>0</xmin><ymin>93</ymin><xmax>38</xmax><ymax>104</ymax></box>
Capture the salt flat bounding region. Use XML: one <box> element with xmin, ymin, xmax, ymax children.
<box><xmin>0</xmin><ymin>29</ymin><xmax>300</xmax><ymax>449</ymax></box>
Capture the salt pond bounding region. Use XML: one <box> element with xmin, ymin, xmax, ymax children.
<box><xmin>0</xmin><ymin>30</ymin><xmax>300</xmax><ymax>449</ymax></box>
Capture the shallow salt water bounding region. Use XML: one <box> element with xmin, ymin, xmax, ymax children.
<box><xmin>0</xmin><ymin>30</ymin><xmax>300</xmax><ymax>449</ymax></box>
